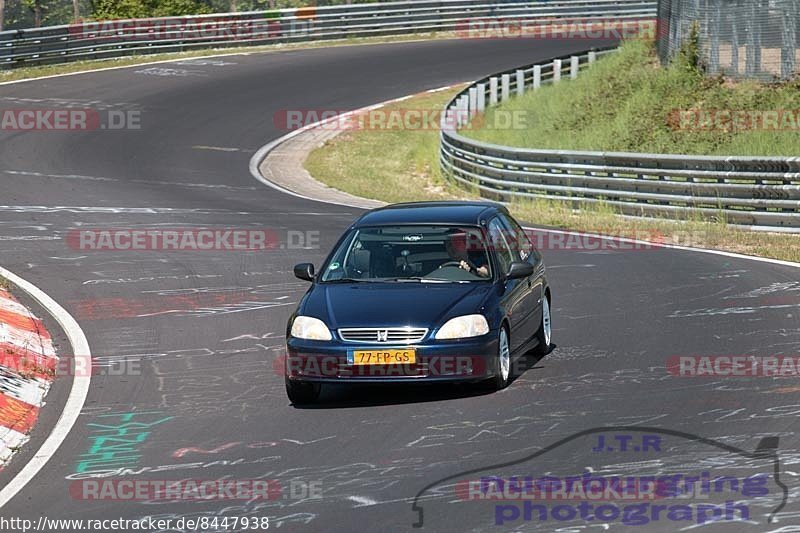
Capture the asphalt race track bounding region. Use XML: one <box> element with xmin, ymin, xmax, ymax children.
<box><xmin>1</xmin><ymin>38</ymin><xmax>799</xmax><ymax>532</ymax></box>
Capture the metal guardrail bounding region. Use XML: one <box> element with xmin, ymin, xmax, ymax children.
<box><xmin>0</xmin><ymin>0</ymin><xmax>656</xmax><ymax>67</ymax></box>
<box><xmin>440</xmin><ymin>48</ymin><xmax>800</xmax><ymax>231</ymax></box>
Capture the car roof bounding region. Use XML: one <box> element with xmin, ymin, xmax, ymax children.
<box><xmin>353</xmin><ymin>201</ymin><xmax>508</xmax><ymax>228</ymax></box>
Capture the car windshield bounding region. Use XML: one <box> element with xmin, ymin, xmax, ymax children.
<box><xmin>320</xmin><ymin>225</ymin><xmax>493</xmax><ymax>282</ymax></box>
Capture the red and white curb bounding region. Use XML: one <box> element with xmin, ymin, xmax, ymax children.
<box><xmin>0</xmin><ymin>289</ymin><xmax>58</xmax><ymax>469</ymax></box>
<box><xmin>0</xmin><ymin>287</ymin><xmax>57</xmax><ymax>469</ymax></box>
<box><xmin>0</xmin><ymin>267</ymin><xmax>90</xmax><ymax>511</ymax></box>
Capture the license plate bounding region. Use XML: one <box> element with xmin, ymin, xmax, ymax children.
<box><xmin>348</xmin><ymin>348</ymin><xmax>416</xmax><ymax>365</ymax></box>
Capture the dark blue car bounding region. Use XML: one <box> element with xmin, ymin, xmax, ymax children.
<box><xmin>285</xmin><ymin>201</ymin><xmax>551</xmax><ymax>403</ymax></box>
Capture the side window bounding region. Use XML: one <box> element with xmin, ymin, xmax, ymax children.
<box><xmin>488</xmin><ymin>218</ymin><xmax>514</xmax><ymax>274</ymax></box>
<box><xmin>497</xmin><ymin>214</ymin><xmax>533</xmax><ymax>261</ymax></box>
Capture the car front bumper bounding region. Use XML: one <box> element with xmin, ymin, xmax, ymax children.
<box><xmin>285</xmin><ymin>332</ymin><xmax>499</xmax><ymax>384</ymax></box>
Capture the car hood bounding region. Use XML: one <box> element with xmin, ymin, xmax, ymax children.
<box><xmin>301</xmin><ymin>282</ymin><xmax>493</xmax><ymax>329</ymax></box>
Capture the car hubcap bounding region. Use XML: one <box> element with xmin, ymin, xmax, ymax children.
<box><xmin>499</xmin><ymin>329</ymin><xmax>510</xmax><ymax>381</ymax></box>
<box><xmin>542</xmin><ymin>297</ymin><xmax>551</xmax><ymax>347</ymax></box>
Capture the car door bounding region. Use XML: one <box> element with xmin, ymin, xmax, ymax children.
<box><xmin>487</xmin><ymin>217</ymin><xmax>528</xmax><ymax>352</ymax></box>
<box><xmin>497</xmin><ymin>213</ymin><xmax>542</xmax><ymax>346</ymax></box>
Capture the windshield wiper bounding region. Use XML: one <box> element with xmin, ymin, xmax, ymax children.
<box><xmin>322</xmin><ymin>277</ymin><xmax>372</xmax><ymax>283</ymax></box>
<box><xmin>383</xmin><ymin>277</ymin><xmax>464</xmax><ymax>283</ymax></box>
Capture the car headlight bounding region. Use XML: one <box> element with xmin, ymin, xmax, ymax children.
<box><xmin>290</xmin><ymin>316</ymin><xmax>332</xmax><ymax>341</ymax></box>
<box><xmin>435</xmin><ymin>314</ymin><xmax>490</xmax><ymax>340</ymax></box>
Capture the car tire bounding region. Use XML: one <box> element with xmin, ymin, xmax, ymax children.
<box><xmin>285</xmin><ymin>377</ymin><xmax>321</xmax><ymax>404</ymax></box>
<box><xmin>532</xmin><ymin>294</ymin><xmax>552</xmax><ymax>357</ymax></box>
<box><xmin>489</xmin><ymin>325</ymin><xmax>512</xmax><ymax>390</ymax></box>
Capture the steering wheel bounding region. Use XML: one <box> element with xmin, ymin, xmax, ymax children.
<box><xmin>438</xmin><ymin>261</ymin><xmax>465</xmax><ymax>269</ymax></box>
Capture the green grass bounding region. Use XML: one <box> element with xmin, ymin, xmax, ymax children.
<box><xmin>463</xmin><ymin>40</ymin><xmax>800</xmax><ymax>156</ymax></box>
<box><xmin>304</xmin><ymin>85</ymin><xmax>800</xmax><ymax>263</ymax></box>
<box><xmin>305</xmin><ymin>88</ymin><xmax>474</xmax><ymax>204</ymax></box>
<box><xmin>0</xmin><ymin>31</ymin><xmax>449</xmax><ymax>83</ymax></box>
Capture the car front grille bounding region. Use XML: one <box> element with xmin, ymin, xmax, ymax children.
<box><xmin>337</xmin><ymin>327</ymin><xmax>428</xmax><ymax>344</ymax></box>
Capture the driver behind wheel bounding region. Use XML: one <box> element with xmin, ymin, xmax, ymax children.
<box><xmin>443</xmin><ymin>229</ymin><xmax>489</xmax><ymax>278</ymax></box>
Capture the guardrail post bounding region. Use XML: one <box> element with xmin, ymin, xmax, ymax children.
<box><xmin>501</xmin><ymin>74</ymin><xmax>510</xmax><ymax>102</ymax></box>
<box><xmin>533</xmin><ymin>65</ymin><xmax>541</xmax><ymax>89</ymax></box>
<box><xmin>477</xmin><ymin>83</ymin><xmax>486</xmax><ymax>112</ymax></box>
<box><xmin>553</xmin><ymin>59</ymin><xmax>562</xmax><ymax>83</ymax></box>
<box><xmin>443</xmin><ymin>106</ymin><xmax>453</xmax><ymax>129</ymax></box>
<box><xmin>570</xmin><ymin>55</ymin><xmax>579</xmax><ymax>79</ymax></box>
<box><xmin>516</xmin><ymin>69</ymin><xmax>525</xmax><ymax>96</ymax></box>
<box><xmin>468</xmin><ymin>88</ymin><xmax>478</xmax><ymax>117</ymax></box>
<box><xmin>489</xmin><ymin>77</ymin><xmax>498</xmax><ymax>106</ymax></box>
<box><xmin>452</xmin><ymin>98</ymin><xmax>460</xmax><ymax>127</ymax></box>
<box><xmin>588</xmin><ymin>51</ymin><xmax>596</xmax><ymax>66</ymax></box>
<box><xmin>439</xmin><ymin>107</ymin><xmax>461</xmax><ymax>131</ymax></box>
<box><xmin>458</xmin><ymin>96</ymin><xmax>469</xmax><ymax>126</ymax></box>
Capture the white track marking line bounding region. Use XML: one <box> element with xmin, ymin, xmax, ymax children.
<box><xmin>348</xmin><ymin>495</ymin><xmax>378</xmax><ymax>506</ymax></box>
<box><xmin>0</xmin><ymin>51</ymin><xmax>256</xmax><ymax>87</ymax></box>
<box><xmin>532</xmin><ymin>227</ymin><xmax>800</xmax><ymax>270</ymax></box>
<box><xmin>192</xmin><ymin>145</ymin><xmax>243</xmax><ymax>152</ymax></box>
<box><xmin>0</xmin><ymin>266</ymin><xmax>91</xmax><ymax>509</ymax></box>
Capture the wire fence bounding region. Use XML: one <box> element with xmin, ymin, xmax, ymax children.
<box><xmin>657</xmin><ymin>0</ymin><xmax>799</xmax><ymax>81</ymax></box>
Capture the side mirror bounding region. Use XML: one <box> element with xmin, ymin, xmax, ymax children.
<box><xmin>294</xmin><ymin>263</ymin><xmax>315</xmax><ymax>282</ymax></box>
<box><xmin>506</xmin><ymin>261</ymin><xmax>534</xmax><ymax>280</ymax></box>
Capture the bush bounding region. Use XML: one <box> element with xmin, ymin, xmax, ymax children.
<box><xmin>91</xmin><ymin>0</ymin><xmax>211</xmax><ymax>20</ymax></box>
